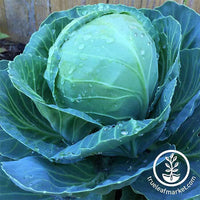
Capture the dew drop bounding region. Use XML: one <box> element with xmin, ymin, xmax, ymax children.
<box><xmin>162</xmin><ymin>45</ymin><xmax>166</xmax><ymax>49</ymax></box>
<box><xmin>134</xmin><ymin>33</ymin><xmax>138</xmax><ymax>37</ymax></box>
<box><xmin>52</xmin><ymin>29</ymin><xmax>56</xmax><ymax>34</ymax></box>
<box><xmin>114</xmin><ymin>103</ymin><xmax>118</xmax><ymax>108</ymax></box>
<box><xmin>141</xmin><ymin>33</ymin><xmax>145</xmax><ymax>38</ymax></box>
<box><xmin>82</xmin><ymin>10</ymin><xmax>89</xmax><ymax>15</ymax></box>
<box><xmin>98</xmin><ymin>4</ymin><xmax>104</xmax><ymax>11</ymax></box>
<box><xmin>79</xmin><ymin>63</ymin><xmax>83</xmax><ymax>67</ymax></box>
<box><xmin>135</xmin><ymin>128</ymin><xmax>140</xmax><ymax>132</ymax></box>
<box><xmin>89</xmin><ymin>83</ymin><xmax>93</xmax><ymax>88</ymax></box>
<box><xmin>70</xmin><ymin>97</ymin><xmax>75</xmax><ymax>103</ymax></box>
<box><xmin>127</xmin><ymin>166</ymin><xmax>132</xmax><ymax>172</ymax></box>
<box><xmin>60</xmin><ymin>78</ymin><xmax>65</xmax><ymax>85</ymax></box>
<box><xmin>121</xmin><ymin>130</ymin><xmax>128</xmax><ymax>136</ymax></box>
<box><xmin>147</xmin><ymin>42</ymin><xmax>151</xmax><ymax>46</ymax></box>
<box><xmin>68</xmin><ymin>67</ymin><xmax>74</xmax><ymax>75</ymax></box>
<box><xmin>103</xmin><ymin>127</ymin><xmax>108</xmax><ymax>131</ymax></box>
<box><xmin>78</xmin><ymin>44</ymin><xmax>85</xmax><ymax>50</ymax></box>
<box><xmin>129</xmin><ymin>25</ymin><xmax>135</xmax><ymax>29</ymax></box>
<box><xmin>118</xmin><ymin>122</ymin><xmax>123</xmax><ymax>128</ymax></box>
<box><xmin>34</xmin><ymin>147</ymin><xmax>39</xmax><ymax>152</ymax></box>
<box><xmin>96</xmin><ymin>119</ymin><xmax>101</xmax><ymax>123</ymax></box>
<box><xmin>81</xmin><ymin>91</ymin><xmax>86</xmax><ymax>97</ymax></box>
<box><xmin>141</xmin><ymin>50</ymin><xmax>145</xmax><ymax>56</ymax></box>
<box><xmin>75</xmin><ymin>94</ymin><xmax>82</xmax><ymax>103</ymax></box>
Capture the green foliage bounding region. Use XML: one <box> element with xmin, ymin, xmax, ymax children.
<box><xmin>0</xmin><ymin>32</ymin><xmax>9</xmax><ymax>53</ymax></box>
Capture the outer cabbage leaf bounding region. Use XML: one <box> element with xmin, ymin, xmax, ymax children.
<box><xmin>131</xmin><ymin>94</ymin><xmax>200</xmax><ymax>200</ymax></box>
<box><xmin>156</xmin><ymin>1</ymin><xmax>200</xmax><ymax>49</ymax></box>
<box><xmin>147</xmin><ymin>15</ymin><xmax>181</xmax><ymax>115</ymax></box>
<box><xmin>0</xmin><ymin>158</ymin><xmax>52</xmax><ymax>200</ymax></box>
<box><xmin>0</xmin><ymin>127</ymin><xmax>33</xmax><ymax>160</ymax></box>
<box><xmin>0</xmin><ymin>164</ymin><xmax>101</xmax><ymax>200</ymax></box>
<box><xmin>1</xmin><ymin>144</ymin><xmax>173</xmax><ymax>197</ymax></box>
<box><xmin>0</xmin><ymin>61</ymin><xmax>32</xmax><ymax>160</ymax></box>
<box><xmin>0</xmin><ymin>60</ymin><xmax>66</xmax><ymax>159</ymax></box>
<box><xmin>139</xmin><ymin>8</ymin><xmax>163</xmax><ymax>22</ymax></box>
<box><xmin>8</xmin><ymin>54</ymin><xmax>101</xmax><ymax>144</ymax></box>
<box><xmin>24</xmin><ymin>16</ymin><xmax>74</xmax><ymax>58</ymax></box>
<box><xmin>170</xmin><ymin>49</ymin><xmax>200</xmax><ymax>120</ymax></box>
<box><xmin>161</xmin><ymin>49</ymin><xmax>200</xmax><ymax>139</ymax></box>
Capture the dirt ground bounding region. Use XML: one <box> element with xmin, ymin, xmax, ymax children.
<box><xmin>0</xmin><ymin>39</ymin><xmax>25</xmax><ymax>60</ymax></box>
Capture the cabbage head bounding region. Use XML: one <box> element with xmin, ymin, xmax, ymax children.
<box><xmin>0</xmin><ymin>1</ymin><xmax>200</xmax><ymax>200</ymax></box>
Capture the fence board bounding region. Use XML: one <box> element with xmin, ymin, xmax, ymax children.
<box><xmin>2</xmin><ymin>0</ymin><xmax>36</xmax><ymax>43</ymax></box>
<box><xmin>0</xmin><ymin>0</ymin><xmax>199</xmax><ymax>43</ymax></box>
<box><xmin>35</xmin><ymin>0</ymin><xmax>50</xmax><ymax>29</ymax></box>
<box><xmin>0</xmin><ymin>0</ymin><xmax>7</xmax><ymax>33</ymax></box>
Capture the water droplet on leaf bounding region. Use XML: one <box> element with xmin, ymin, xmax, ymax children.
<box><xmin>68</xmin><ymin>67</ymin><xmax>74</xmax><ymax>75</ymax></box>
<box><xmin>141</xmin><ymin>50</ymin><xmax>145</xmax><ymax>56</ymax></box>
<box><xmin>61</xmin><ymin>79</ymin><xmax>65</xmax><ymax>85</ymax></box>
<box><xmin>52</xmin><ymin>29</ymin><xmax>55</xmax><ymax>34</ymax></box>
<box><xmin>129</xmin><ymin>25</ymin><xmax>135</xmax><ymax>29</ymax></box>
<box><xmin>121</xmin><ymin>130</ymin><xmax>128</xmax><ymax>136</ymax></box>
<box><xmin>79</xmin><ymin>44</ymin><xmax>85</xmax><ymax>50</ymax></box>
<box><xmin>141</xmin><ymin>33</ymin><xmax>145</xmax><ymax>38</ymax></box>
<box><xmin>127</xmin><ymin>166</ymin><xmax>132</xmax><ymax>171</ymax></box>
<box><xmin>89</xmin><ymin>83</ymin><xmax>92</xmax><ymax>88</ymax></box>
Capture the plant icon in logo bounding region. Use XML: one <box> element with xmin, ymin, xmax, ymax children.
<box><xmin>162</xmin><ymin>153</ymin><xmax>180</xmax><ymax>183</ymax></box>
<box><xmin>153</xmin><ymin>150</ymin><xmax>190</xmax><ymax>187</ymax></box>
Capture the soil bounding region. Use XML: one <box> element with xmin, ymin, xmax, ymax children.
<box><xmin>0</xmin><ymin>39</ymin><xmax>25</xmax><ymax>61</ymax></box>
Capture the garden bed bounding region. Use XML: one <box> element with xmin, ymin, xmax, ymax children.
<box><xmin>0</xmin><ymin>39</ymin><xmax>25</xmax><ymax>60</ymax></box>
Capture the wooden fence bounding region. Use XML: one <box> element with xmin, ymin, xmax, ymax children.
<box><xmin>0</xmin><ymin>0</ymin><xmax>200</xmax><ymax>43</ymax></box>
